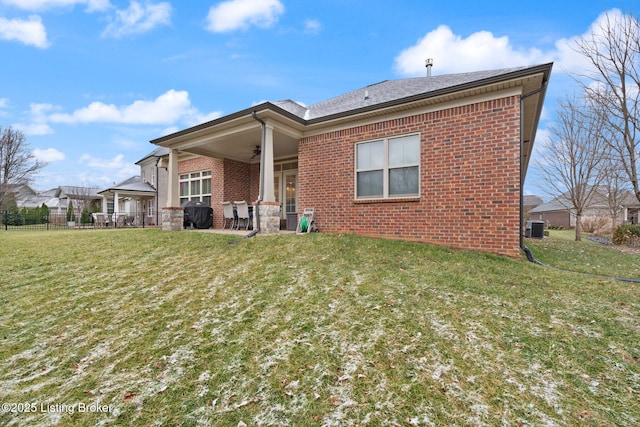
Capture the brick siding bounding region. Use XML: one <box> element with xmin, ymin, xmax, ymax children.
<box><xmin>298</xmin><ymin>95</ymin><xmax>523</xmax><ymax>257</ymax></box>
<box><xmin>178</xmin><ymin>157</ymin><xmax>259</xmax><ymax>228</ymax></box>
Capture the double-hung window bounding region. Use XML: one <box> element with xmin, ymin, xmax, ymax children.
<box><xmin>356</xmin><ymin>134</ymin><xmax>420</xmax><ymax>199</ymax></box>
<box><xmin>179</xmin><ymin>171</ymin><xmax>212</xmax><ymax>205</ymax></box>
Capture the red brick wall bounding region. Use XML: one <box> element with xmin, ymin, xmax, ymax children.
<box><xmin>223</xmin><ymin>159</ymin><xmax>251</xmax><ymax>203</ymax></box>
<box><xmin>530</xmin><ymin>211</ymin><xmax>571</xmax><ymax>229</ymax></box>
<box><xmin>178</xmin><ymin>157</ymin><xmax>257</xmax><ymax>229</ymax></box>
<box><xmin>178</xmin><ymin>156</ymin><xmax>224</xmax><ymax>226</ymax></box>
<box><xmin>298</xmin><ymin>95</ymin><xmax>523</xmax><ymax>257</ymax></box>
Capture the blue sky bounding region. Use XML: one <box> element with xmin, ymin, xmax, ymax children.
<box><xmin>0</xmin><ymin>0</ymin><xmax>637</xmax><ymax>197</ymax></box>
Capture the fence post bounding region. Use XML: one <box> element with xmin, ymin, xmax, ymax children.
<box><xmin>3</xmin><ymin>210</ymin><xmax>6</xmax><ymax>231</ymax></box>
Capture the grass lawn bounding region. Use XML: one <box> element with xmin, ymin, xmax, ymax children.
<box><xmin>0</xmin><ymin>229</ymin><xmax>638</xmax><ymax>426</ymax></box>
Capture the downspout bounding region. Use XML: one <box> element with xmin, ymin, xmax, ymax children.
<box><xmin>230</xmin><ymin>111</ymin><xmax>266</xmax><ymax>242</ymax></box>
<box><xmin>520</xmin><ymin>82</ymin><xmax>548</xmax><ymax>264</ymax></box>
<box><xmin>154</xmin><ymin>157</ymin><xmax>160</xmax><ymax>227</ymax></box>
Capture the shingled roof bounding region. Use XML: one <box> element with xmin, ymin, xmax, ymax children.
<box><xmin>300</xmin><ymin>65</ymin><xmax>534</xmax><ymax>121</ymax></box>
<box><xmin>98</xmin><ymin>176</ymin><xmax>156</xmax><ymax>195</ymax></box>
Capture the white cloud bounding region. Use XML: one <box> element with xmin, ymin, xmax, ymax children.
<box><xmin>552</xmin><ymin>8</ymin><xmax>629</xmax><ymax>76</ymax></box>
<box><xmin>304</xmin><ymin>19</ymin><xmax>321</xmax><ymax>35</ymax></box>
<box><xmin>78</xmin><ymin>153</ymin><xmax>139</xmax><ymax>185</ymax></box>
<box><xmin>0</xmin><ymin>15</ymin><xmax>50</xmax><ymax>48</ymax></box>
<box><xmin>46</xmin><ymin>90</ymin><xmax>200</xmax><ymax>125</ymax></box>
<box><xmin>206</xmin><ymin>0</ymin><xmax>284</xmax><ymax>33</ymax></box>
<box><xmin>183</xmin><ymin>110</ymin><xmax>223</xmax><ymax>127</ymax></box>
<box><xmin>393</xmin><ymin>8</ymin><xmax>633</xmax><ymax>81</ymax></box>
<box><xmin>13</xmin><ymin>103</ymin><xmax>57</xmax><ymax>134</ymax></box>
<box><xmin>33</xmin><ymin>147</ymin><xmax>65</xmax><ymax>162</ymax></box>
<box><xmin>101</xmin><ymin>1</ymin><xmax>172</xmax><ymax>38</ymax></box>
<box><xmin>0</xmin><ymin>98</ymin><xmax>8</xmax><ymax>108</ymax></box>
<box><xmin>29</xmin><ymin>102</ymin><xmax>58</xmax><ymax>117</ymax></box>
<box><xmin>0</xmin><ymin>0</ymin><xmax>111</xmax><ymax>12</ymax></box>
<box><xmin>393</xmin><ymin>25</ymin><xmax>549</xmax><ymax>76</ymax></box>
<box><xmin>79</xmin><ymin>153</ymin><xmax>126</xmax><ymax>169</ymax></box>
<box><xmin>13</xmin><ymin>122</ymin><xmax>53</xmax><ymax>135</ymax></box>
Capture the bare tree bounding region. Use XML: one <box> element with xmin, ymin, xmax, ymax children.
<box><xmin>0</xmin><ymin>126</ymin><xmax>46</xmax><ymax>210</ymax></box>
<box><xmin>573</xmin><ymin>11</ymin><xmax>640</xmax><ymax>204</ymax></box>
<box><xmin>535</xmin><ymin>95</ymin><xmax>608</xmax><ymax>241</ymax></box>
<box><xmin>65</xmin><ymin>185</ymin><xmax>100</xmax><ymax>222</ymax></box>
<box><xmin>600</xmin><ymin>154</ymin><xmax>632</xmax><ymax>231</ymax></box>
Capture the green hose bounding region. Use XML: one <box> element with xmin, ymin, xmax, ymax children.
<box><xmin>299</xmin><ymin>216</ymin><xmax>308</xmax><ymax>232</ymax></box>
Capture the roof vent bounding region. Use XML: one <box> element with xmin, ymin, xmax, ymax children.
<box><xmin>425</xmin><ymin>58</ymin><xmax>434</xmax><ymax>77</ymax></box>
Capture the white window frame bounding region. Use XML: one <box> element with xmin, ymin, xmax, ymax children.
<box><xmin>355</xmin><ymin>133</ymin><xmax>420</xmax><ymax>200</ymax></box>
<box><xmin>179</xmin><ymin>170</ymin><xmax>212</xmax><ymax>204</ymax></box>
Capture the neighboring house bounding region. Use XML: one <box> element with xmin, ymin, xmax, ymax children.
<box><xmin>58</xmin><ymin>186</ymin><xmax>102</xmax><ymax>213</ymax></box>
<box><xmin>628</xmin><ymin>203</ymin><xmax>640</xmax><ymax>224</ymax></box>
<box><xmin>97</xmin><ymin>176</ymin><xmax>157</xmax><ymax>226</ymax></box>
<box><xmin>523</xmin><ymin>195</ymin><xmax>543</xmax><ymax>221</ymax></box>
<box><xmin>2</xmin><ymin>184</ymin><xmax>102</xmax><ymax>213</ymax></box>
<box><xmin>134</xmin><ymin>146</ymin><xmax>169</xmax><ymax>226</ymax></box>
<box><xmin>148</xmin><ymin>63</ymin><xmax>552</xmax><ymax>257</ymax></box>
<box><xmin>529</xmin><ymin>188</ymin><xmax>637</xmax><ymax>229</ymax></box>
<box><xmin>0</xmin><ymin>183</ymin><xmax>38</xmax><ymax>208</ymax></box>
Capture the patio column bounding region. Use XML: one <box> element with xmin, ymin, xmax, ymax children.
<box><xmin>262</xmin><ymin>121</ymin><xmax>276</xmax><ymax>203</ymax></box>
<box><xmin>102</xmin><ymin>195</ymin><xmax>108</xmax><ymax>213</ymax></box>
<box><xmin>166</xmin><ymin>148</ymin><xmax>180</xmax><ymax>207</ymax></box>
<box><xmin>257</xmin><ymin>120</ymin><xmax>280</xmax><ymax>233</ymax></box>
<box><xmin>114</xmin><ymin>192</ymin><xmax>119</xmax><ymax>224</ymax></box>
<box><xmin>162</xmin><ymin>148</ymin><xmax>183</xmax><ymax>231</ymax></box>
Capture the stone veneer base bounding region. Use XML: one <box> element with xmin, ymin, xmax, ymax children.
<box><xmin>257</xmin><ymin>202</ymin><xmax>280</xmax><ymax>234</ymax></box>
<box><xmin>162</xmin><ymin>207</ymin><xmax>184</xmax><ymax>231</ymax></box>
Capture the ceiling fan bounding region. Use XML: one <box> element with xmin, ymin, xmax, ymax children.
<box><xmin>251</xmin><ymin>145</ymin><xmax>261</xmax><ymax>159</ymax></box>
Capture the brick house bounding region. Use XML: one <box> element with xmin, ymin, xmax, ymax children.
<box><xmin>528</xmin><ymin>187</ymin><xmax>638</xmax><ymax>229</ymax></box>
<box><xmin>150</xmin><ymin>63</ymin><xmax>552</xmax><ymax>257</ymax></box>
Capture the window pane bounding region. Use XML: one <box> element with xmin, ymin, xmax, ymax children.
<box><xmin>179</xmin><ymin>174</ymin><xmax>188</xmax><ymax>180</ymax></box>
<box><xmin>357</xmin><ymin>170</ymin><xmax>383</xmax><ymax>197</ymax></box>
<box><xmin>202</xmin><ymin>196</ymin><xmax>211</xmax><ymax>206</ymax></box>
<box><xmin>180</xmin><ymin>182</ymin><xmax>189</xmax><ymax>197</ymax></box>
<box><xmin>202</xmin><ymin>178</ymin><xmax>211</xmax><ymax>195</ymax></box>
<box><xmin>285</xmin><ymin>174</ymin><xmax>296</xmax><ymax>213</ymax></box>
<box><xmin>389</xmin><ymin>166</ymin><xmax>419</xmax><ymax>196</ymax></box>
<box><xmin>191</xmin><ymin>180</ymin><xmax>200</xmax><ymax>196</ymax></box>
<box><xmin>357</xmin><ymin>140</ymin><xmax>384</xmax><ymax>169</ymax></box>
<box><xmin>389</xmin><ymin>135</ymin><xmax>420</xmax><ymax>166</ymax></box>
<box><xmin>190</xmin><ymin>172</ymin><xmax>200</xmax><ymax>179</ymax></box>
<box><xmin>202</xmin><ymin>171</ymin><xmax>211</xmax><ymax>177</ymax></box>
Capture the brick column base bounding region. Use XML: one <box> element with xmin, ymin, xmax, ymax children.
<box><xmin>162</xmin><ymin>207</ymin><xmax>183</xmax><ymax>231</ymax></box>
<box><xmin>257</xmin><ymin>202</ymin><xmax>280</xmax><ymax>234</ymax></box>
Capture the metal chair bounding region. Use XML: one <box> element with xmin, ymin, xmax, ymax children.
<box><xmin>234</xmin><ymin>200</ymin><xmax>250</xmax><ymax>230</ymax></box>
<box><xmin>92</xmin><ymin>213</ymin><xmax>106</xmax><ymax>228</ymax></box>
<box><xmin>221</xmin><ymin>201</ymin><xmax>236</xmax><ymax>229</ymax></box>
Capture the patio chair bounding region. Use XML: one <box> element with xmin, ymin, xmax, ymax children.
<box><xmin>113</xmin><ymin>213</ymin><xmax>126</xmax><ymax>228</ymax></box>
<box><xmin>234</xmin><ymin>201</ymin><xmax>250</xmax><ymax>230</ymax></box>
<box><xmin>221</xmin><ymin>201</ymin><xmax>236</xmax><ymax>230</ymax></box>
<box><xmin>92</xmin><ymin>213</ymin><xmax>106</xmax><ymax>228</ymax></box>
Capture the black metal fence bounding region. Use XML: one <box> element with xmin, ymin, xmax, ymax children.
<box><xmin>1</xmin><ymin>210</ymin><xmax>154</xmax><ymax>231</ymax></box>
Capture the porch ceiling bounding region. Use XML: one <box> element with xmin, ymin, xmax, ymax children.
<box><xmin>161</xmin><ymin>116</ymin><xmax>300</xmax><ymax>163</ymax></box>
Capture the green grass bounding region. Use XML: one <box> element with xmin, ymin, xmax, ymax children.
<box><xmin>0</xmin><ymin>229</ymin><xmax>638</xmax><ymax>426</ymax></box>
<box><xmin>526</xmin><ymin>230</ymin><xmax>640</xmax><ymax>279</ymax></box>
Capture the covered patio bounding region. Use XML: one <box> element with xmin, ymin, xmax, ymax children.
<box><xmin>98</xmin><ymin>176</ymin><xmax>158</xmax><ymax>227</ymax></box>
<box><xmin>151</xmin><ymin>102</ymin><xmax>304</xmax><ymax>233</ymax></box>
